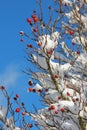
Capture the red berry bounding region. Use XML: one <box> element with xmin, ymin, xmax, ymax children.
<box><xmin>67</xmin><ymin>92</ymin><xmax>70</xmax><ymax>96</ymax></box>
<box><xmin>72</xmin><ymin>42</ymin><xmax>75</xmax><ymax>45</ymax></box>
<box><xmin>47</xmin><ymin>50</ymin><xmax>53</xmax><ymax>55</ymax></box>
<box><xmin>45</xmin><ymin>89</ymin><xmax>48</xmax><ymax>92</ymax></box>
<box><xmin>33</xmin><ymin>28</ymin><xmax>37</xmax><ymax>32</ymax></box>
<box><xmin>60</xmin><ymin>108</ymin><xmax>65</xmax><ymax>112</ymax></box>
<box><xmin>27</xmin><ymin>18</ymin><xmax>32</xmax><ymax>24</ymax></box>
<box><xmin>55</xmin><ymin>110</ymin><xmax>58</xmax><ymax>114</ymax></box>
<box><xmin>16</xmin><ymin>94</ymin><xmax>19</xmax><ymax>98</ymax></box>
<box><xmin>32</xmin><ymin>14</ymin><xmax>36</xmax><ymax>19</ymax></box>
<box><xmin>66</xmin><ymin>84</ymin><xmax>69</xmax><ymax>88</ymax></box>
<box><xmin>54</xmin><ymin>75</ymin><xmax>58</xmax><ymax>79</ymax></box>
<box><xmin>27</xmin><ymin>124</ymin><xmax>33</xmax><ymax>128</ymax></box>
<box><xmin>72</xmin><ymin>98</ymin><xmax>75</xmax><ymax>102</ymax></box>
<box><xmin>28</xmin><ymin>80</ymin><xmax>33</xmax><ymax>85</ymax></box>
<box><xmin>38</xmin><ymin>42</ymin><xmax>42</xmax><ymax>46</ymax></box>
<box><xmin>77</xmin><ymin>51</ymin><xmax>80</xmax><ymax>55</ymax></box>
<box><xmin>20</xmin><ymin>31</ymin><xmax>24</xmax><ymax>36</ymax></box>
<box><xmin>69</xmin><ymin>30</ymin><xmax>74</xmax><ymax>35</ymax></box>
<box><xmin>33</xmin><ymin>17</ymin><xmax>38</xmax><ymax>22</ymax></box>
<box><xmin>58</xmin><ymin>96</ymin><xmax>61</xmax><ymax>100</ymax></box>
<box><xmin>0</xmin><ymin>86</ymin><xmax>5</xmax><ymax>90</ymax></box>
<box><xmin>32</xmin><ymin>89</ymin><xmax>36</xmax><ymax>92</ymax></box>
<box><xmin>27</xmin><ymin>18</ymin><xmax>32</xmax><ymax>23</ymax></box>
<box><xmin>27</xmin><ymin>44</ymin><xmax>33</xmax><ymax>48</ymax></box>
<box><xmin>38</xmin><ymin>89</ymin><xmax>42</xmax><ymax>93</ymax></box>
<box><xmin>15</xmin><ymin>108</ymin><xmax>20</xmax><ymax>113</ymax></box>
<box><xmin>48</xmin><ymin>107</ymin><xmax>51</xmax><ymax>111</ymax></box>
<box><xmin>29</xmin><ymin>88</ymin><xmax>33</xmax><ymax>92</ymax></box>
<box><xmin>22</xmin><ymin>112</ymin><xmax>26</xmax><ymax>116</ymax></box>
<box><xmin>50</xmin><ymin>105</ymin><xmax>55</xmax><ymax>110</ymax></box>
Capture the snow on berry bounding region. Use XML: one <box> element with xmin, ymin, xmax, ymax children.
<box><xmin>20</xmin><ymin>31</ymin><xmax>24</xmax><ymax>36</ymax></box>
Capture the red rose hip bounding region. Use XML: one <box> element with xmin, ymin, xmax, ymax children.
<box><xmin>15</xmin><ymin>108</ymin><xmax>20</xmax><ymax>113</ymax></box>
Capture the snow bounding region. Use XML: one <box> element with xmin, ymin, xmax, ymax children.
<box><xmin>54</xmin><ymin>52</ymin><xmax>71</xmax><ymax>63</ymax></box>
<box><xmin>45</xmin><ymin>89</ymin><xmax>60</xmax><ymax>102</ymax></box>
<box><xmin>4</xmin><ymin>127</ymin><xmax>21</xmax><ymax>130</ymax></box>
<box><xmin>33</xmin><ymin>83</ymin><xmax>42</xmax><ymax>91</ymax></box>
<box><xmin>72</xmin><ymin>36</ymin><xmax>87</xmax><ymax>46</ymax></box>
<box><xmin>33</xmin><ymin>72</ymin><xmax>55</xmax><ymax>89</ymax></box>
<box><xmin>14</xmin><ymin>128</ymin><xmax>21</xmax><ymax>130</ymax></box>
<box><xmin>4</xmin><ymin>117</ymin><xmax>21</xmax><ymax>130</ymax></box>
<box><xmin>0</xmin><ymin>107</ymin><xmax>7</xmax><ymax>118</ymax></box>
<box><xmin>32</xmin><ymin>54</ymin><xmax>48</xmax><ymax>70</ymax></box>
<box><xmin>61</xmin><ymin>121</ymin><xmax>79</xmax><ymax>130</ymax></box>
<box><xmin>38</xmin><ymin>32</ymin><xmax>59</xmax><ymax>52</ymax></box>
<box><xmin>62</xmin><ymin>0</ymin><xmax>72</xmax><ymax>5</ymax></box>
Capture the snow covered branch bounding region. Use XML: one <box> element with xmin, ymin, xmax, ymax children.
<box><xmin>0</xmin><ymin>0</ymin><xmax>87</xmax><ymax>130</ymax></box>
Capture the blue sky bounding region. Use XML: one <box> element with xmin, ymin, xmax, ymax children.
<box><xmin>0</xmin><ymin>0</ymin><xmax>47</xmax><ymax>129</ymax></box>
<box><xmin>0</xmin><ymin>0</ymin><xmax>35</xmax><ymax>99</ymax></box>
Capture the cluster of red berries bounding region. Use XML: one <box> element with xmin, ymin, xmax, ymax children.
<box><xmin>28</xmin><ymin>88</ymin><xmax>42</xmax><ymax>93</ymax></box>
<box><xmin>28</xmin><ymin>81</ymin><xmax>43</xmax><ymax>93</ymax></box>
<box><xmin>28</xmin><ymin>81</ymin><xmax>49</xmax><ymax>93</ymax></box>
<box><xmin>27</xmin><ymin>14</ymin><xmax>38</xmax><ymax>24</ymax></box>
<box><xmin>49</xmin><ymin>105</ymin><xmax>56</xmax><ymax>110</ymax></box>
<box><xmin>72</xmin><ymin>97</ymin><xmax>79</xmax><ymax>102</ymax></box>
<box><xmin>13</xmin><ymin>94</ymin><xmax>20</xmax><ymax>100</ymax></box>
<box><xmin>15</xmin><ymin>109</ymin><xmax>26</xmax><ymax>116</ymax></box>
<box><xmin>27</xmin><ymin>44</ymin><xmax>33</xmax><ymax>48</ymax></box>
<box><xmin>19</xmin><ymin>31</ymin><xmax>24</xmax><ymax>42</ymax></box>
<box><xmin>48</xmin><ymin>105</ymin><xmax>65</xmax><ymax>114</ymax></box>
<box><xmin>48</xmin><ymin>105</ymin><xmax>58</xmax><ymax>114</ymax></box>
<box><xmin>26</xmin><ymin>14</ymin><xmax>39</xmax><ymax>33</ymax></box>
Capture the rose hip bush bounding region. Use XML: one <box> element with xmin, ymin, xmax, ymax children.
<box><xmin>0</xmin><ymin>0</ymin><xmax>87</xmax><ymax>130</ymax></box>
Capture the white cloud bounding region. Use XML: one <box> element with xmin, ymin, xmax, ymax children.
<box><xmin>0</xmin><ymin>63</ymin><xmax>20</xmax><ymax>106</ymax></box>
<box><xmin>0</xmin><ymin>64</ymin><xmax>20</xmax><ymax>88</ymax></box>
